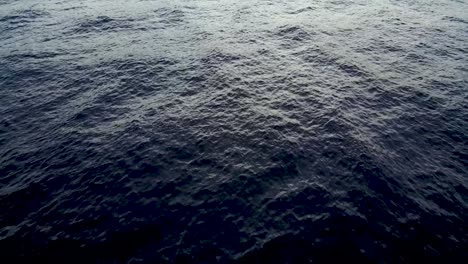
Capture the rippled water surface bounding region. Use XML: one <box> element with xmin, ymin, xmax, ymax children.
<box><xmin>0</xmin><ymin>0</ymin><xmax>467</xmax><ymax>262</ymax></box>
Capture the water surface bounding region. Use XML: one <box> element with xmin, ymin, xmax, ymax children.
<box><xmin>0</xmin><ymin>0</ymin><xmax>467</xmax><ymax>262</ymax></box>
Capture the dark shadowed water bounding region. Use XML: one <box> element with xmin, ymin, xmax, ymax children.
<box><xmin>0</xmin><ymin>0</ymin><xmax>467</xmax><ymax>263</ymax></box>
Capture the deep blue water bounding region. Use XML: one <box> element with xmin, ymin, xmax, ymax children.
<box><xmin>0</xmin><ymin>0</ymin><xmax>467</xmax><ymax>263</ymax></box>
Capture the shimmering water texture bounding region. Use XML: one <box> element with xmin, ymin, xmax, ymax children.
<box><xmin>0</xmin><ymin>0</ymin><xmax>467</xmax><ymax>263</ymax></box>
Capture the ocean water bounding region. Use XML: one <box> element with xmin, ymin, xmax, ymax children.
<box><xmin>0</xmin><ymin>0</ymin><xmax>467</xmax><ymax>262</ymax></box>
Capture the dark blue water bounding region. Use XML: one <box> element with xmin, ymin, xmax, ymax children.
<box><xmin>0</xmin><ymin>0</ymin><xmax>467</xmax><ymax>263</ymax></box>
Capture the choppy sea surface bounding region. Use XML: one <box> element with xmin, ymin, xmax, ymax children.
<box><xmin>0</xmin><ymin>0</ymin><xmax>467</xmax><ymax>262</ymax></box>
